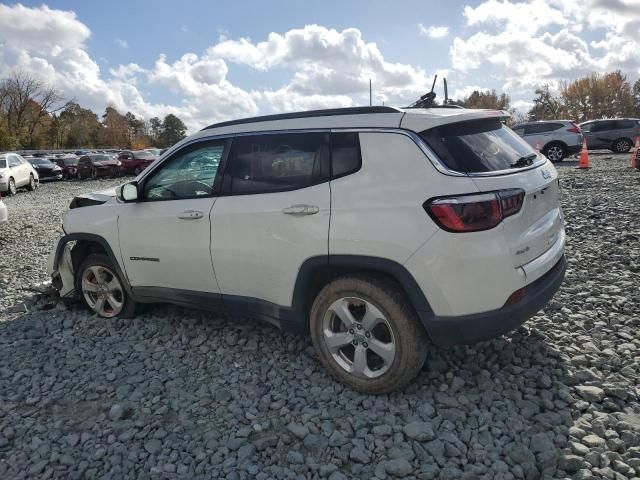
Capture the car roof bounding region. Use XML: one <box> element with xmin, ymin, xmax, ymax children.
<box><xmin>514</xmin><ymin>120</ymin><xmax>574</xmax><ymax>126</ymax></box>
<box><xmin>580</xmin><ymin>118</ymin><xmax>640</xmax><ymax>124</ymax></box>
<box><xmin>178</xmin><ymin>106</ymin><xmax>510</xmax><ymax>152</ymax></box>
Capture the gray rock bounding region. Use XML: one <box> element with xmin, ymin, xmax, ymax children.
<box><xmin>558</xmin><ymin>454</ymin><xmax>584</xmax><ymax>473</ymax></box>
<box><xmin>144</xmin><ymin>439</ymin><xmax>162</xmax><ymax>455</ymax></box>
<box><xmin>286</xmin><ymin>450</ymin><xmax>304</xmax><ymax>465</ymax></box>
<box><xmin>403</xmin><ymin>421</ymin><xmax>435</xmax><ymax>441</ymax></box>
<box><xmin>575</xmin><ymin>386</ymin><xmax>605</xmax><ymax>402</ymax></box>
<box><xmin>385</xmin><ymin>458</ymin><xmax>413</xmax><ymax>477</ymax></box>
<box><xmin>349</xmin><ymin>447</ymin><xmax>370</xmax><ymax>464</ymax></box>
<box><xmin>287</xmin><ymin>422</ymin><xmax>309</xmax><ymax>440</ymax></box>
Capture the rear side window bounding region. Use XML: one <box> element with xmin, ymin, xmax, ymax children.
<box><xmin>227</xmin><ymin>133</ymin><xmax>329</xmax><ymax>194</ymax></box>
<box><xmin>331</xmin><ymin>132</ymin><xmax>361</xmax><ymax>178</ymax></box>
<box><xmin>0</xmin><ymin>158</ymin><xmax>6</xmax><ymax>168</ymax></box>
<box><xmin>614</xmin><ymin>120</ymin><xmax>635</xmax><ymax>129</ymax></box>
<box><xmin>524</xmin><ymin>123</ymin><xmax>562</xmax><ymax>135</ymax></box>
<box><xmin>419</xmin><ymin>118</ymin><xmax>537</xmax><ymax>173</ymax></box>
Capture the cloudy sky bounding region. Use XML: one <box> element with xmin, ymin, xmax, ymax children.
<box><xmin>1</xmin><ymin>0</ymin><xmax>639</xmax><ymax>131</ymax></box>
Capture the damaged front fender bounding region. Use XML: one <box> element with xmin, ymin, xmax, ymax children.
<box><xmin>48</xmin><ymin>241</ymin><xmax>76</xmax><ymax>299</ymax></box>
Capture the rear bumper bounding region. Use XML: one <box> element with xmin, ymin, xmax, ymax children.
<box><xmin>426</xmin><ymin>255</ymin><xmax>566</xmax><ymax>346</ymax></box>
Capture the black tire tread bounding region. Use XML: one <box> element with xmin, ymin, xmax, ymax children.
<box><xmin>310</xmin><ymin>274</ymin><xmax>428</xmax><ymax>394</ymax></box>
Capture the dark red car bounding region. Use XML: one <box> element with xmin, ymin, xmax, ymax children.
<box><xmin>77</xmin><ymin>155</ymin><xmax>122</xmax><ymax>179</ymax></box>
<box><xmin>117</xmin><ymin>150</ymin><xmax>157</xmax><ymax>176</ymax></box>
<box><xmin>54</xmin><ymin>156</ymin><xmax>80</xmax><ymax>179</ymax></box>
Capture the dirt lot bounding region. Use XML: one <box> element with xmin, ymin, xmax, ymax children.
<box><xmin>0</xmin><ymin>153</ymin><xmax>639</xmax><ymax>480</ymax></box>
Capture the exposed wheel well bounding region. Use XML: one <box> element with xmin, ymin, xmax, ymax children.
<box><xmin>70</xmin><ymin>240</ymin><xmax>108</xmax><ymax>273</ymax></box>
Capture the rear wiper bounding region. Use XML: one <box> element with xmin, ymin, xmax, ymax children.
<box><xmin>510</xmin><ymin>153</ymin><xmax>537</xmax><ymax>169</ymax></box>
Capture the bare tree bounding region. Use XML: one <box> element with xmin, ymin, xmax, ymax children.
<box><xmin>0</xmin><ymin>69</ymin><xmax>65</xmax><ymax>148</ymax></box>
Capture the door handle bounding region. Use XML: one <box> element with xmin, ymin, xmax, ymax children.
<box><xmin>282</xmin><ymin>204</ymin><xmax>320</xmax><ymax>216</ymax></box>
<box><xmin>177</xmin><ymin>210</ymin><xmax>204</xmax><ymax>220</ymax></box>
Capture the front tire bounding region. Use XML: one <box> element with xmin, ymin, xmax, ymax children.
<box><xmin>76</xmin><ymin>253</ymin><xmax>137</xmax><ymax>319</ymax></box>
<box><xmin>26</xmin><ymin>174</ymin><xmax>37</xmax><ymax>191</ymax></box>
<box><xmin>542</xmin><ymin>143</ymin><xmax>566</xmax><ymax>162</ymax></box>
<box><xmin>7</xmin><ymin>178</ymin><xmax>17</xmax><ymax>196</ymax></box>
<box><xmin>612</xmin><ymin>138</ymin><xmax>632</xmax><ymax>153</ymax></box>
<box><xmin>91</xmin><ymin>168</ymin><xmax>98</xmax><ymax>180</ymax></box>
<box><xmin>310</xmin><ymin>275</ymin><xmax>428</xmax><ymax>394</ymax></box>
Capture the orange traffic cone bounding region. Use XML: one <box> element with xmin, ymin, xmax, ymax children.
<box><xmin>577</xmin><ymin>138</ymin><xmax>591</xmax><ymax>170</ymax></box>
<box><xmin>630</xmin><ymin>136</ymin><xmax>639</xmax><ymax>169</ymax></box>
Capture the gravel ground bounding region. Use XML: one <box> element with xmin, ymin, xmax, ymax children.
<box><xmin>0</xmin><ymin>153</ymin><xmax>638</xmax><ymax>480</ymax></box>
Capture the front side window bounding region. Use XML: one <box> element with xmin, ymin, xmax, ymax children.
<box><xmin>420</xmin><ymin>118</ymin><xmax>538</xmax><ymax>173</ymax></box>
<box><xmin>227</xmin><ymin>133</ymin><xmax>329</xmax><ymax>194</ymax></box>
<box><xmin>143</xmin><ymin>142</ymin><xmax>225</xmax><ymax>200</ymax></box>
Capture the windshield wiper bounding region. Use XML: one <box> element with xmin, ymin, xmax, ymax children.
<box><xmin>510</xmin><ymin>153</ymin><xmax>537</xmax><ymax>169</ymax></box>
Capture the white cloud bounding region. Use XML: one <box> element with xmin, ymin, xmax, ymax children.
<box><xmin>115</xmin><ymin>38</ymin><xmax>128</xmax><ymax>48</ymax></box>
<box><xmin>418</xmin><ymin>24</ymin><xmax>450</xmax><ymax>38</ymax></box>
<box><xmin>451</xmin><ymin>0</ymin><xmax>640</xmax><ymax>95</ymax></box>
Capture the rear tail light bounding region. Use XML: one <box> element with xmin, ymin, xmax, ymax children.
<box><xmin>567</xmin><ymin>123</ymin><xmax>581</xmax><ymax>133</ymax></box>
<box><xmin>425</xmin><ymin>189</ymin><xmax>525</xmax><ymax>233</ymax></box>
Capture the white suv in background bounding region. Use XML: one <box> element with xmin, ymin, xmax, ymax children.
<box><xmin>0</xmin><ymin>153</ymin><xmax>39</xmax><ymax>195</ymax></box>
<box><xmin>49</xmin><ymin>106</ymin><xmax>566</xmax><ymax>393</ymax></box>
<box><xmin>512</xmin><ymin>120</ymin><xmax>582</xmax><ymax>162</ymax></box>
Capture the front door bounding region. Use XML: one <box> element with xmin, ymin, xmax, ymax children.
<box><xmin>211</xmin><ymin>132</ymin><xmax>331</xmax><ymax>312</ymax></box>
<box><xmin>118</xmin><ymin>139</ymin><xmax>228</xmax><ymax>294</ymax></box>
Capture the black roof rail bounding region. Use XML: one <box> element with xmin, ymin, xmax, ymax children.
<box><xmin>201</xmin><ymin>106</ymin><xmax>402</xmax><ymax>131</ymax></box>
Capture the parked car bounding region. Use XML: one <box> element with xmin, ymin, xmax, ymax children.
<box><xmin>0</xmin><ymin>153</ymin><xmax>39</xmax><ymax>195</ymax></box>
<box><xmin>0</xmin><ymin>197</ymin><xmax>7</xmax><ymax>225</ymax></box>
<box><xmin>117</xmin><ymin>150</ymin><xmax>157</xmax><ymax>175</ymax></box>
<box><xmin>27</xmin><ymin>157</ymin><xmax>64</xmax><ymax>181</ymax></box>
<box><xmin>77</xmin><ymin>155</ymin><xmax>122</xmax><ymax>179</ymax></box>
<box><xmin>144</xmin><ymin>148</ymin><xmax>163</xmax><ymax>156</ymax></box>
<box><xmin>48</xmin><ymin>106</ymin><xmax>566</xmax><ymax>393</ymax></box>
<box><xmin>54</xmin><ymin>156</ymin><xmax>80</xmax><ymax>179</ymax></box>
<box><xmin>579</xmin><ymin>118</ymin><xmax>640</xmax><ymax>153</ymax></box>
<box><xmin>511</xmin><ymin>120</ymin><xmax>582</xmax><ymax>162</ymax></box>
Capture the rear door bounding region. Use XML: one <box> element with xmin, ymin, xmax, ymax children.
<box><xmin>584</xmin><ymin>121</ymin><xmax>614</xmax><ymax>148</ymax></box>
<box><xmin>210</xmin><ymin>132</ymin><xmax>331</xmax><ymax>312</ymax></box>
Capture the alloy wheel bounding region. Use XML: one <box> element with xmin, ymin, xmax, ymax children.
<box><xmin>546</xmin><ymin>146</ymin><xmax>564</xmax><ymax>162</ymax></box>
<box><xmin>615</xmin><ymin>139</ymin><xmax>631</xmax><ymax>153</ymax></box>
<box><xmin>8</xmin><ymin>178</ymin><xmax>16</xmax><ymax>195</ymax></box>
<box><xmin>81</xmin><ymin>265</ymin><xmax>124</xmax><ymax>318</ymax></box>
<box><xmin>322</xmin><ymin>297</ymin><xmax>396</xmax><ymax>379</ymax></box>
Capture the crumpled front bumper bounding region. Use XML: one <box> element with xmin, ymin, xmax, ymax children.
<box><xmin>48</xmin><ymin>239</ymin><xmax>76</xmax><ymax>299</ymax></box>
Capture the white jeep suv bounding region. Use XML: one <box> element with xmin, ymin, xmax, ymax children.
<box><xmin>49</xmin><ymin>106</ymin><xmax>566</xmax><ymax>393</ymax></box>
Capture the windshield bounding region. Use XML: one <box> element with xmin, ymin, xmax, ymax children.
<box><xmin>420</xmin><ymin>118</ymin><xmax>538</xmax><ymax>173</ymax></box>
<box><xmin>133</xmin><ymin>151</ymin><xmax>154</xmax><ymax>159</ymax></box>
<box><xmin>29</xmin><ymin>158</ymin><xmax>53</xmax><ymax>165</ymax></box>
<box><xmin>90</xmin><ymin>155</ymin><xmax>113</xmax><ymax>162</ymax></box>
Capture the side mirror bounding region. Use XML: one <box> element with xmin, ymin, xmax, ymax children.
<box><xmin>117</xmin><ymin>182</ymin><xmax>139</xmax><ymax>203</ymax></box>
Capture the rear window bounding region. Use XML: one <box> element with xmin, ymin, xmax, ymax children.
<box><xmin>90</xmin><ymin>155</ymin><xmax>112</xmax><ymax>162</ymax></box>
<box><xmin>419</xmin><ymin>118</ymin><xmax>537</xmax><ymax>173</ymax></box>
<box><xmin>62</xmin><ymin>158</ymin><xmax>78</xmax><ymax>165</ymax></box>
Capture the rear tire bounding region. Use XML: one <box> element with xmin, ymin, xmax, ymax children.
<box><xmin>310</xmin><ymin>275</ymin><xmax>428</xmax><ymax>394</ymax></box>
<box><xmin>542</xmin><ymin>143</ymin><xmax>566</xmax><ymax>162</ymax></box>
<box><xmin>612</xmin><ymin>138</ymin><xmax>632</xmax><ymax>153</ymax></box>
<box><xmin>75</xmin><ymin>253</ymin><xmax>138</xmax><ymax>319</ymax></box>
<box><xmin>91</xmin><ymin>168</ymin><xmax>98</xmax><ymax>180</ymax></box>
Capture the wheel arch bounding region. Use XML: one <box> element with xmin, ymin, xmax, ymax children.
<box><xmin>290</xmin><ymin>255</ymin><xmax>434</xmax><ymax>335</ymax></box>
<box><xmin>53</xmin><ymin>233</ymin><xmax>132</xmax><ymax>296</ymax></box>
<box><xmin>611</xmin><ymin>137</ymin><xmax>633</xmax><ymax>151</ymax></box>
<box><xmin>543</xmin><ymin>140</ymin><xmax>567</xmax><ymax>151</ymax></box>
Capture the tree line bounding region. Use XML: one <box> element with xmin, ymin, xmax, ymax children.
<box><xmin>2</xmin><ymin>68</ymin><xmax>640</xmax><ymax>151</ymax></box>
<box><xmin>0</xmin><ymin>70</ymin><xmax>187</xmax><ymax>151</ymax></box>
<box><xmin>446</xmin><ymin>70</ymin><xmax>640</xmax><ymax>124</ymax></box>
